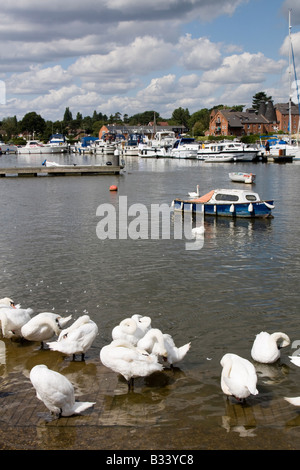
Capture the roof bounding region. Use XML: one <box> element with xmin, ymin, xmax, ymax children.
<box><xmin>219</xmin><ymin>109</ymin><xmax>270</xmax><ymax>127</ymax></box>
<box><xmin>275</xmin><ymin>102</ymin><xmax>299</xmax><ymax>115</ymax></box>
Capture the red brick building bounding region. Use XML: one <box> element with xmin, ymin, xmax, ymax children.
<box><xmin>209</xmin><ymin>101</ymin><xmax>299</xmax><ymax>136</ymax></box>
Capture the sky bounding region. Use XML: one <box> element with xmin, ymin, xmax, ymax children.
<box><xmin>0</xmin><ymin>0</ymin><xmax>300</xmax><ymax>122</ymax></box>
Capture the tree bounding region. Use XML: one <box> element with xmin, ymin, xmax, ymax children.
<box><xmin>20</xmin><ymin>112</ymin><xmax>46</xmax><ymax>135</ymax></box>
<box><xmin>63</xmin><ymin>107</ymin><xmax>73</xmax><ymax>123</ymax></box>
<box><xmin>252</xmin><ymin>92</ymin><xmax>272</xmax><ymax>111</ymax></box>
<box><xmin>172</xmin><ymin>107</ymin><xmax>190</xmax><ymax>127</ymax></box>
<box><xmin>2</xmin><ymin>116</ymin><xmax>18</xmax><ymax>139</ymax></box>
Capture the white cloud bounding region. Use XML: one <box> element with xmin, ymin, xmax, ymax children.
<box><xmin>202</xmin><ymin>52</ymin><xmax>286</xmax><ymax>84</ymax></box>
<box><xmin>177</xmin><ymin>34</ymin><xmax>222</xmax><ymax>70</ymax></box>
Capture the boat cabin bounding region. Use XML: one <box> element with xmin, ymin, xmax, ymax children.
<box><xmin>202</xmin><ymin>189</ymin><xmax>261</xmax><ymax>204</ymax></box>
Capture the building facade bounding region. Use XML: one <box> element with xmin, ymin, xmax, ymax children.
<box><xmin>209</xmin><ymin>101</ymin><xmax>299</xmax><ymax>136</ymax></box>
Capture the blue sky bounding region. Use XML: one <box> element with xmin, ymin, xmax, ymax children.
<box><xmin>0</xmin><ymin>0</ymin><xmax>299</xmax><ymax>122</ymax></box>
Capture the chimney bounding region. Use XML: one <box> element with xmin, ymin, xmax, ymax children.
<box><xmin>264</xmin><ymin>101</ymin><xmax>277</xmax><ymax>122</ymax></box>
<box><xmin>258</xmin><ymin>101</ymin><xmax>266</xmax><ymax>116</ymax></box>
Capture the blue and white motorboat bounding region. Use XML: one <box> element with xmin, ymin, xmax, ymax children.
<box><xmin>172</xmin><ymin>188</ymin><xmax>274</xmax><ymax>218</ymax></box>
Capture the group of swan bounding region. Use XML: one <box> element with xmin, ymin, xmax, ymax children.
<box><xmin>0</xmin><ymin>297</ymin><xmax>98</xmax><ymax>359</ymax></box>
<box><xmin>0</xmin><ymin>297</ymin><xmax>99</xmax><ymax>418</ymax></box>
<box><xmin>3</xmin><ymin>296</ymin><xmax>300</xmax><ymax>417</ymax></box>
<box><xmin>221</xmin><ymin>330</ymin><xmax>300</xmax><ymax>404</ymax></box>
<box><xmin>100</xmin><ymin>314</ymin><xmax>191</xmax><ymax>390</ymax></box>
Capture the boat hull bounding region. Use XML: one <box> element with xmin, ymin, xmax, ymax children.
<box><xmin>172</xmin><ymin>199</ymin><xmax>274</xmax><ymax>218</ymax></box>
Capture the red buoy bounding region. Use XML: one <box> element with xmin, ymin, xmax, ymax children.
<box><xmin>109</xmin><ymin>185</ymin><xmax>118</xmax><ymax>191</ymax></box>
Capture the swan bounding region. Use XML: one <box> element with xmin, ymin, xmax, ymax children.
<box><xmin>21</xmin><ymin>312</ymin><xmax>72</xmax><ymax>348</ymax></box>
<box><xmin>112</xmin><ymin>317</ymin><xmax>140</xmax><ymax>345</ymax></box>
<box><xmin>191</xmin><ymin>225</ymin><xmax>205</xmax><ymax>236</ymax></box>
<box><xmin>137</xmin><ymin>328</ymin><xmax>191</xmax><ymax>366</ymax></box>
<box><xmin>131</xmin><ymin>314</ymin><xmax>152</xmax><ymax>340</ymax></box>
<box><xmin>220</xmin><ymin>353</ymin><xmax>258</xmax><ymax>401</ymax></box>
<box><xmin>30</xmin><ymin>364</ymin><xmax>95</xmax><ymax>417</ymax></box>
<box><xmin>0</xmin><ymin>305</ymin><xmax>33</xmax><ymax>338</ymax></box>
<box><xmin>47</xmin><ymin>315</ymin><xmax>98</xmax><ymax>361</ymax></box>
<box><xmin>251</xmin><ymin>331</ymin><xmax>290</xmax><ymax>363</ymax></box>
<box><xmin>100</xmin><ymin>339</ymin><xmax>163</xmax><ymax>390</ymax></box>
<box><xmin>188</xmin><ymin>185</ymin><xmax>200</xmax><ymax>198</ymax></box>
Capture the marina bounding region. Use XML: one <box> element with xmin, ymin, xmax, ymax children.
<box><xmin>0</xmin><ymin>155</ymin><xmax>299</xmax><ymax>450</ymax></box>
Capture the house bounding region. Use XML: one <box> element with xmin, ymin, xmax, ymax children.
<box><xmin>275</xmin><ymin>102</ymin><xmax>299</xmax><ymax>135</ymax></box>
<box><xmin>209</xmin><ymin>101</ymin><xmax>299</xmax><ymax>136</ymax></box>
<box><xmin>209</xmin><ymin>104</ymin><xmax>277</xmax><ymax>137</ymax></box>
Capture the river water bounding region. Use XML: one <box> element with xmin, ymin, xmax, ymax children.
<box><xmin>0</xmin><ymin>151</ymin><xmax>299</xmax><ymax>450</ymax></box>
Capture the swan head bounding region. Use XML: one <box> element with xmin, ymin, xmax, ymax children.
<box><xmin>271</xmin><ymin>332</ymin><xmax>290</xmax><ymax>349</ymax></box>
<box><xmin>119</xmin><ymin>318</ymin><xmax>137</xmax><ymax>335</ymax></box>
<box><xmin>0</xmin><ymin>297</ymin><xmax>15</xmax><ymax>308</ymax></box>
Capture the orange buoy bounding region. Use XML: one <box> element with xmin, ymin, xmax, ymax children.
<box><xmin>109</xmin><ymin>185</ymin><xmax>118</xmax><ymax>191</ymax></box>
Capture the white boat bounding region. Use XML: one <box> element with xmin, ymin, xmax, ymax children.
<box><xmin>197</xmin><ymin>141</ymin><xmax>258</xmax><ymax>161</ymax></box>
<box><xmin>149</xmin><ymin>130</ymin><xmax>177</xmax><ymax>149</ymax></box>
<box><xmin>46</xmin><ymin>134</ymin><xmax>68</xmax><ymax>152</ymax></box>
<box><xmin>18</xmin><ymin>140</ymin><xmax>64</xmax><ymax>154</ymax></box>
<box><xmin>92</xmin><ymin>139</ymin><xmax>116</xmax><ymax>154</ymax></box>
<box><xmin>260</xmin><ymin>137</ymin><xmax>300</xmax><ymax>160</ymax></box>
<box><xmin>229</xmin><ymin>172</ymin><xmax>255</xmax><ymax>183</ymax></box>
<box><xmin>0</xmin><ymin>142</ymin><xmax>18</xmax><ymax>154</ymax></box>
<box><xmin>139</xmin><ymin>146</ymin><xmax>171</xmax><ymax>158</ymax></box>
<box><xmin>170</xmin><ymin>137</ymin><xmax>198</xmax><ymax>159</ymax></box>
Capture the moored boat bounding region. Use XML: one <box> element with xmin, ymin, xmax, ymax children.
<box><xmin>172</xmin><ymin>188</ymin><xmax>274</xmax><ymax>218</ymax></box>
<box><xmin>197</xmin><ymin>141</ymin><xmax>259</xmax><ymax>161</ymax></box>
<box><xmin>229</xmin><ymin>172</ymin><xmax>255</xmax><ymax>183</ymax></box>
<box><xmin>18</xmin><ymin>140</ymin><xmax>64</xmax><ymax>154</ymax></box>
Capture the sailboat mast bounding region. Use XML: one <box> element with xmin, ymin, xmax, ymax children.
<box><xmin>289</xmin><ymin>9</ymin><xmax>292</xmax><ymax>141</ymax></box>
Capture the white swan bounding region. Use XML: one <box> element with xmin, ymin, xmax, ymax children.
<box><xmin>220</xmin><ymin>353</ymin><xmax>258</xmax><ymax>401</ymax></box>
<box><xmin>21</xmin><ymin>312</ymin><xmax>72</xmax><ymax>347</ymax></box>
<box><xmin>188</xmin><ymin>185</ymin><xmax>200</xmax><ymax>197</ymax></box>
<box><xmin>0</xmin><ymin>305</ymin><xmax>33</xmax><ymax>338</ymax></box>
<box><xmin>137</xmin><ymin>328</ymin><xmax>191</xmax><ymax>366</ymax></box>
<box><xmin>251</xmin><ymin>331</ymin><xmax>290</xmax><ymax>363</ymax></box>
<box><xmin>131</xmin><ymin>314</ymin><xmax>152</xmax><ymax>340</ymax></box>
<box><xmin>47</xmin><ymin>315</ymin><xmax>98</xmax><ymax>361</ymax></box>
<box><xmin>30</xmin><ymin>364</ymin><xmax>95</xmax><ymax>417</ymax></box>
<box><xmin>112</xmin><ymin>317</ymin><xmax>140</xmax><ymax>345</ymax></box>
<box><xmin>100</xmin><ymin>339</ymin><xmax>163</xmax><ymax>390</ymax></box>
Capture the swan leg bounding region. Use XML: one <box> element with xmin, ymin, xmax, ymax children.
<box><xmin>81</xmin><ymin>353</ymin><xmax>85</xmax><ymax>361</ymax></box>
<box><xmin>127</xmin><ymin>378</ymin><xmax>134</xmax><ymax>391</ymax></box>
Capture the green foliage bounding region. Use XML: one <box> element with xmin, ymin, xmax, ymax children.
<box><xmin>20</xmin><ymin>112</ymin><xmax>46</xmax><ymax>135</ymax></box>
<box><xmin>252</xmin><ymin>91</ymin><xmax>272</xmax><ymax>111</ymax></box>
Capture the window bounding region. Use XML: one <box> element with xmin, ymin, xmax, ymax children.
<box><xmin>215</xmin><ymin>193</ymin><xmax>239</xmax><ymax>201</ymax></box>
<box><xmin>246</xmin><ymin>194</ymin><xmax>257</xmax><ymax>201</ymax></box>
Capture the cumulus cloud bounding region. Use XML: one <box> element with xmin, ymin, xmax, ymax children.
<box><xmin>202</xmin><ymin>52</ymin><xmax>286</xmax><ymax>84</ymax></box>
<box><xmin>0</xmin><ymin>0</ymin><xmax>296</xmax><ymax>120</ymax></box>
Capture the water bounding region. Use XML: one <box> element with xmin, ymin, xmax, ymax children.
<box><xmin>0</xmin><ymin>152</ymin><xmax>299</xmax><ymax>450</ymax></box>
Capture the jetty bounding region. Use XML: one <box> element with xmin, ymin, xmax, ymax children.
<box><xmin>0</xmin><ymin>164</ymin><xmax>124</xmax><ymax>177</ymax></box>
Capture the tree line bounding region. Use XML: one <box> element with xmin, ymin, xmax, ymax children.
<box><xmin>0</xmin><ymin>92</ymin><xmax>271</xmax><ymax>144</ymax></box>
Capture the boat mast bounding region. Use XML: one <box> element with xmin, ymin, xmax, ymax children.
<box><xmin>289</xmin><ymin>9</ymin><xmax>292</xmax><ymax>142</ymax></box>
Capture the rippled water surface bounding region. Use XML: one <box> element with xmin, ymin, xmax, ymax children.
<box><xmin>0</xmin><ymin>153</ymin><xmax>300</xmax><ymax>450</ymax></box>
